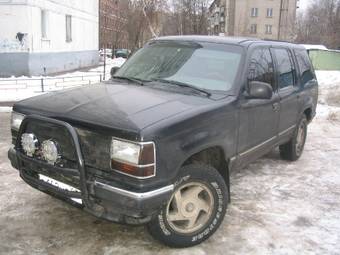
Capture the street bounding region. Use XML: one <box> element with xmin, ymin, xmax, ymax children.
<box><xmin>1</xmin><ymin>110</ymin><xmax>340</xmax><ymax>255</ymax></box>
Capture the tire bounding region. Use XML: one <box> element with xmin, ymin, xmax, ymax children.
<box><xmin>279</xmin><ymin>115</ymin><xmax>308</xmax><ymax>161</ymax></box>
<box><xmin>147</xmin><ymin>164</ymin><xmax>228</xmax><ymax>248</ymax></box>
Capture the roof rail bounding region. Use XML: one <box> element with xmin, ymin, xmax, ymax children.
<box><xmin>238</xmin><ymin>38</ymin><xmax>260</xmax><ymax>44</ymax></box>
<box><xmin>262</xmin><ymin>38</ymin><xmax>291</xmax><ymax>43</ymax></box>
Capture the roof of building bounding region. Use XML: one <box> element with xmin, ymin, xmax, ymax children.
<box><xmin>153</xmin><ymin>35</ymin><xmax>305</xmax><ymax>49</ymax></box>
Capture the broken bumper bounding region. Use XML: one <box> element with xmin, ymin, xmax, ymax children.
<box><xmin>8</xmin><ymin>115</ymin><xmax>173</xmax><ymax>225</ymax></box>
<box><xmin>9</xmin><ymin>147</ymin><xmax>173</xmax><ymax>224</ymax></box>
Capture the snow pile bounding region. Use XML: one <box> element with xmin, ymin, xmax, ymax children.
<box><xmin>0</xmin><ymin>107</ymin><xmax>12</xmax><ymax>113</ymax></box>
<box><xmin>106</xmin><ymin>57</ymin><xmax>126</xmax><ymax>67</ymax></box>
<box><xmin>88</xmin><ymin>57</ymin><xmax>126</xmax><ymax>74</ymax></box>
<box><xmin>315</xmin><ymin>71</ymin><xmax>340</xmax><ymax>121</ymax></box>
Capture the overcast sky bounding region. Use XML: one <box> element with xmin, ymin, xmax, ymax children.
<box><xmin>298</xmin><ymin>0</ymin><xmax>309</xmax><ymax>12</ymax></box>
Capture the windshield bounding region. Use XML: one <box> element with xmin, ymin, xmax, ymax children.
<box><xmin>115</xmin><ymin>41</ymin><xmax>243</xmax><ymax>92</ymax></box>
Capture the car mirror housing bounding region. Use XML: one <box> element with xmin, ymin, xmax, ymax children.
<box><xmin>110</xmin><ymin>67</ymin><xmax>120</xmax><ymax>78</ymax></box>
<box><xmin>246</xmin><ymin>81</ymin><xmax>273</xmax><ymax>100</ymax></box>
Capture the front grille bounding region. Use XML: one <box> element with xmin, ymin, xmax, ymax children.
<box><xmin>76</xmin><ymin>128</ymin><xmax>112</xmax><ymax>172</ymax></box>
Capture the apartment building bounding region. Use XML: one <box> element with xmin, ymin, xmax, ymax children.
<box><xmin>208</xmin><ymin>0</ymin><xmax>299</xmax><ymax>41</ymax></box>
<box><xmin>99</xmin><ymin>0</ymin><xmax>128</xmax><ymax>50</ymax></box>
<box><xmin>0</xmin><ymin>0</ymin><xmax>99</xmax><ymax>77</ymax></box>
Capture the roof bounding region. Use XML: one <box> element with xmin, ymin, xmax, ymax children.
<box><xmin>153</xmin><ymin>35</ymin><xmax>304</xmax><ymax>49</ymax></box>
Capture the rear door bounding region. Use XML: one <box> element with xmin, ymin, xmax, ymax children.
<box><xmin>293</xmin><ymin>49</ymin><xmax>319</xmax><ymax>118</ymax></box>
<box><xmin>271</xmin><ymin>47</ymin><xmax>299</xmax><ymax>135</ymax></box>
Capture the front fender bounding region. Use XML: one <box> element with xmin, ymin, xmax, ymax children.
<box><xmin>155</xmin><ymin>106</ymin><xmax>238</xmax><ymax>184</ymax></box>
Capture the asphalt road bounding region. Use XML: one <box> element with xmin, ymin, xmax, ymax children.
<box><xmin>1</xmin><ymin>112</ymin><xmax>340</xmax><ymax>255</ymax></box>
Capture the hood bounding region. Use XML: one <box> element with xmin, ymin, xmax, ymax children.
<box><xmin>13</xmin><ymin>82</ymin><xmax>217</xmax><ymax>134</ymax></box>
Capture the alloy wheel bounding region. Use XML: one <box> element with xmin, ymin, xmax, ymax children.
<box><xmin>165</xmin><ymin>182</ymin><xmax>214</xmax><ymax>234</ymax></box>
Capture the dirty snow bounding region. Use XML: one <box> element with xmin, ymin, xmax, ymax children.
<box><xmin>0</xmin><ymin>70</ymin><xmax>340</xmax><ymax>255</ymax></box>
<box><xmin>314</xmin><ymin>71</ymin><xmax>340</xmax><ymax>121</ymax></box>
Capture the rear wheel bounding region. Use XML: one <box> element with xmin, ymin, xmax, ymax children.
<box><xmin>279</xmin><ymin>115</ymin><xmax>308</xmax><ymax>161</ymax></box>
<box><xmin>147</xmin><ymin>164</ymin><xmax>228</xmax><ymax>248</ymax></box>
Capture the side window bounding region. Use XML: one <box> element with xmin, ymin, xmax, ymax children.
<box><xmin>272</xmin><ymin>48</ymin><xmax>295</xmax><ymax>89</ymax></box>
<box><xmin>294</xmin><ymin>49</ymin><xmax>315</xmax><ymax>86</ymax></box>
<box><xmin>248</xmin><ymin>48</ymin><xmax>275</xmax><ymax>88</ymax></box>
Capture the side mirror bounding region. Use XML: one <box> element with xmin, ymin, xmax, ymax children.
<box><xmin>246</xmin><ymin>81</ymin><xmax>273</xmax><ymax>100</ymax></box>
<box><xmin>110</xmin><ymin>67</ymin><xmax>120</xmax><ymax>77</ymax></box>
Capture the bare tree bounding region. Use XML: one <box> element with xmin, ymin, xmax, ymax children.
<box><xmin>126</xmin><ymin>0</ymin><xmax>165</xmax><ymax>51</ymax></box>
<box><xmin>125</xmin><ymin>0</ymin><xmax>211</xmax><ymax>51</ymax></box>
<box><xmin>296</xmin><ymin>0</ymin><xmax>340</xmax><ymax>49</ymax></box>
<box><xmin>111</xmin><ymin>16</ymin><xmax>128</xmax><ymax>51</ymax></box>
<box><xmin>170</xmin><ymin>0</ymin><xmax>210</xmax><ymax>35</ymax></box>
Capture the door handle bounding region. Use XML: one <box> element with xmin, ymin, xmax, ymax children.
<box><xmin>272</xmin><ymin>103</ymin><xmax>280</xmax><ymax>112</ymax></box>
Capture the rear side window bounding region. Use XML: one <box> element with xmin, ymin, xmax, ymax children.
<box><xmin>294</xmin><ymin>49</ymin><xmax>315</xmax><ymax>86</ymax></box>
<box><xmin>248</xmin><ymin>48</ymin><xmax>275</xmax><ymax>88</ymax></box>
<box><xmin>272</xmin><ymin>48</ymin><xmax>295</xmax><ymax>89</ymax></box>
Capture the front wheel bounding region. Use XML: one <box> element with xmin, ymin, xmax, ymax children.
<box><xmin>147</xmin><ymin>164</ymin><xmax>228</xmax><ymax>248</ymax></box>
<box><xmin>279</xmin><ymin>115</ymin><xmax>308</xmax><ymax>161</ymax></box>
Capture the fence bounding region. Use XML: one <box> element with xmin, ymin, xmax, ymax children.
<box><xmin>0</xmin><ymin>74</ymin><xmax>107</xmax><ymax>103</ymax></box>
<box><xmin>309</xmin><ymin>49</ymin><xmax>340</xmax><ymax>71</ymax></box>
<box><xmin>0</xmin><ymin>74</ymin><xmax>104</xmax><ymax>93</ymax></box>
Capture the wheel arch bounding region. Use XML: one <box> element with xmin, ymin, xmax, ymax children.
<box><xmin>303</xmin><ymin>107</ymin><xmax>313</xmax><ymax>122</ymax></box>
<box><xmin>180</xmin><ymin>146</ymin><xmax>231</xmax><ymax>201</ymax></box>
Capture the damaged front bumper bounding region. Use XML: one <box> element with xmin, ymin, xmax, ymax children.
<box><xmin>8</xmin><ymin>115</ymin><xmax>173</xmax><ymax>225</ymax></box>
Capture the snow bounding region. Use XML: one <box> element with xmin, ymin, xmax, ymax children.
<box><xmin>0</xmin><ymin>107</ymin><xmax>12</xmax><ymax>113</ymax></box>
<box><xmin>0</xmin><ymin>57</ymin><xmax>126</xmax><ymax>102</ymax></box>
<box><xmin>314</xmin><ymin>70</ymin><xmax>340</xmax><ymax>121</ymax></box>
<box><xmin>301</xmin><ymin>44</ymin><xmax>328</xmax><ymax>50</ymax></box>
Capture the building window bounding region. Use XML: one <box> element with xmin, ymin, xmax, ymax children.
<box><xmin>250</xmin><ymin>24</ymin><xmax>257</xmax><ymax>34</ymax></box>
<box><xmin>66</xmin><ymin>15</ymin><xmax>72</xmax><ymax>42</ymax></box>
<box><xmin>265</xmin><ymin>25</ymin><xmax>273</xmax><ymax>34</ymax></box>
<box><xmin>267</xmin><ymin>8</ymin><xmax>273</xmax><ymax>17</ymax></box>
<box><xmin>251</xmin><ymin>8</ymin><xmax>258</xmax><ymax>17</ymax></box>
<box><xmin>41</xmin><ymin>10</ymin><xmax>48</xmax><ymax>38</ymax></box>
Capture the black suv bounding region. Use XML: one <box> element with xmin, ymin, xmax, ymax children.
<box><xmin>8</xmin><ymin>36</ymin><xmax>318</xmax><ymax>247</ymax></box>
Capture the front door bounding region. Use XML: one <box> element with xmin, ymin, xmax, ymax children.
<box><xmin>237</xmin><ymin>46</ymin><xmax>280</xmax><ymax>167</ymax></box>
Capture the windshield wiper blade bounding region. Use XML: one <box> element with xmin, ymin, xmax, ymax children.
<box><xmin>153</xmin><ymin>78</ymin><xmax>211</xmax><ymax>97</ymax></box>
<box><xmin>112</xmin><ymin>76</ymin><xmax>148</xmax><ymax>86</ymax></box>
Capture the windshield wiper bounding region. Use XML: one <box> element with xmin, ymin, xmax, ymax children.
<box><xmin>152</xmin><ymin>78</ymin><xmax>211</xmax><ymax>97</ymax></box>
<box><xmin>112</xmin><ymin>76</ymin><xmax>149</xmax><ymax>86</ymax></box>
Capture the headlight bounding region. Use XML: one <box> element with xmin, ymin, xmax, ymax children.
<box><xmin>111</xmin><ymin>139</ymin><xmax>141</xmax><ymax>165</ymax></box>
<box><xmin>110</xmin><ymin>138</ymin><xmax>156</xmax><ymax>178</ymax></box>
<box><xmin>41</xmin><ymin>140</ymin><xmax>61</xmax><ymax>165</ymax></box>
<box><xmin>11</xmin><ymin>112</ymin><xmax>25</xmax><ymax>131</ymax></box>
<box><xmin>21</xmin><ymin>133</ymin><xmax>39</xmax><ymax>157</ymax></box>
